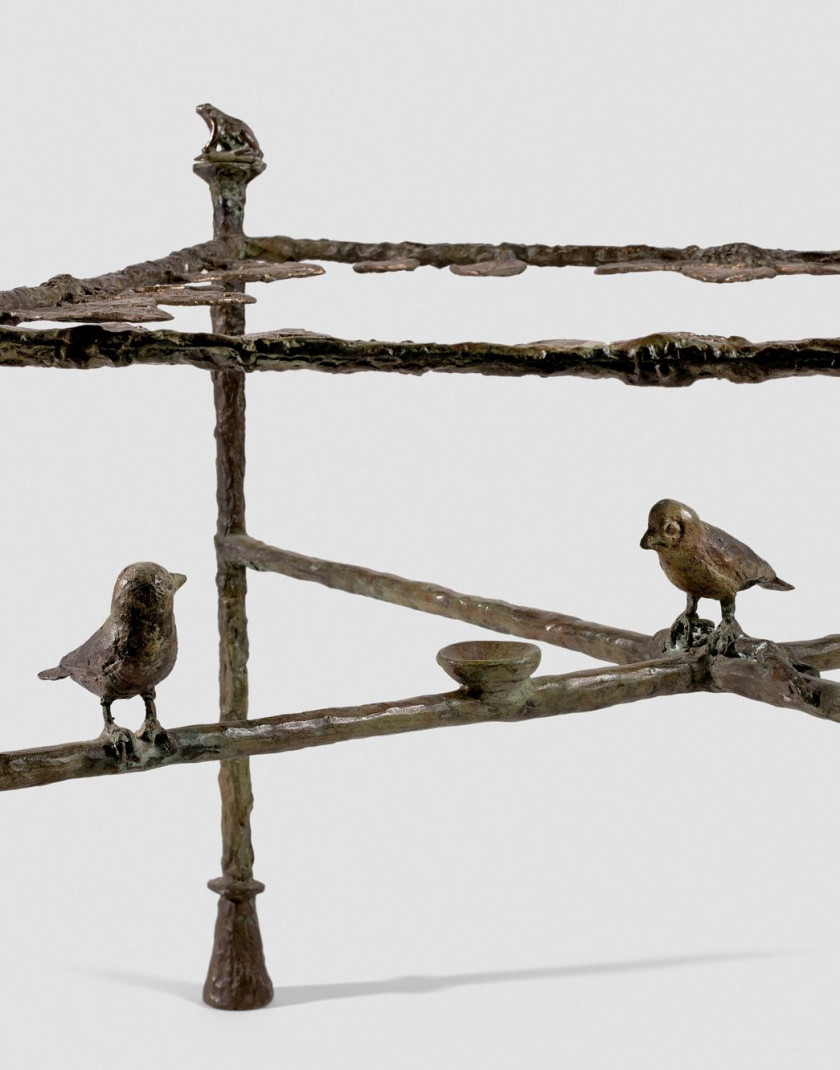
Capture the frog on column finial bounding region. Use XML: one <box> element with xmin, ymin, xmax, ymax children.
<box><xmin>195</xmin><ymin>104</ymin><xmax>263</xmax><ymax>161</ymax></box>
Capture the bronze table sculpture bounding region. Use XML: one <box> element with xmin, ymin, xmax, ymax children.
<box><xmin>2</xmin><ymin>104</ymin><xmax>840</xmax><ymax>1011</ymax></box>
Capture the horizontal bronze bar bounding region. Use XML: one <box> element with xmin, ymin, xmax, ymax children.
<box><xmin>245</xmin><ymin>236</ymin><xmax>840</xmax><ymax>283</ymax></box>
<box><xmin>0</xmin><ymin>657</ymin><xmax>698</xmax><ymax>792</ymax></box>
<box><xmin>4</xmin><ymin>326</ymin><xmax>840</xmax><ymax>386</ymax></box>
<box><xmin>708</xmin><ymin>639</ymin><xmax>840</xmax><ymax>721</ymax></box>
<box><xmin>2</xmin><ymin>235</ymin><xmax>838</xmax><ymax>320</ymax></box>
<box><xmin>0</xmin><ymin>240</ymin><xmax>233</xmax><ymax>315</ymax></box>
<box><xmin>3</xmin><ymin>237</ymin><xmax>837</xmax><ymax>318</ymax></box>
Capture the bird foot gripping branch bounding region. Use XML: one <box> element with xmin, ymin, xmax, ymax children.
<box><xmin>98</xmin><ymin>722</ymin><xmax>140</xmax><ymax>765</ymax></box>
<box><xmin>136</xmin><ymin>716</ymin><xmax>176</xmax><ymax>753</ymax></box>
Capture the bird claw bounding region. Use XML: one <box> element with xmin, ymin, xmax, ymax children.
<box><xmin>99</xmin><ymin>723</ymin><xmax>139</xmax><ymax>764</ymax></box>
<box><xmin>667</xmin><ymin>613</ymin><xmax>714</xmax><ymax>651</ymax></box>
<box><xmin>708</xmin><ymin>619</ymin><xmax>744</xmax><ymax>657</ymax></box>
<box><xmin>136</xmin><ymin>717</ymin><xmax>175</xmax><ymax>754</ymax></box>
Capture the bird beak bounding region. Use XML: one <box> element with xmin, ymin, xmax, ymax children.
<box><xmin>640</xmin><ymin>530</ymin><xmax>657</xmax><ymax>550</ymax></box>
<box><xmin>172</xmin><ymin>573</ymin><xmax>187</xmax><ymax>591</ymax></box>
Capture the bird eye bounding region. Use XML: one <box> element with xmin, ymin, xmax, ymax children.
<box><xmin>664</xmin><ymin>520</ymin><xmax>682</xmax><ymax>538</ymax></box>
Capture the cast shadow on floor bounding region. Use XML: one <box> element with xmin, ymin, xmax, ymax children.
<box><xmin>94</xmin><ymin>948</ymin><xmax>800</xmax><ymax>1010</ymax></box>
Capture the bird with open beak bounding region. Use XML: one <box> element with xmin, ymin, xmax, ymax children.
<box><xmin>38</xmin><ymin>562</ymin><xmax>186</xmax><ymax>759</ymax></box>
<box><xmin>640</xmin><ymin>499</ymin><xmax>793</xmax><ymax>654</ymax></box>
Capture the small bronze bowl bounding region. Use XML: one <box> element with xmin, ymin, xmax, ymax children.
<box><xmin>436</xmin><ymin>640</ymin><xmax>541</xmax><ymax>693</ymax></box>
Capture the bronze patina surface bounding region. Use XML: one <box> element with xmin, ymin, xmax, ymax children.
<box><xmin>4</xmin><ymin>326</ymin><xmax>840</xmax><ymax>386</ymax></box>
<box><xmin>193</xmin><ymin>103</ymin><xmax>274</xmax><ymax>1012</ymax></box>
<box><xmin>1</xmin><ymin>104</ymin><xmax>839</xmax><ymax>1012</ymax></box>
<box><xmin>38</xmin><ymin>563</ymin><xmax>186</xmax><ymax>759</ymax></box>
<box><xmin>641</xmin><ymin>500</ymin><xmax>794</xmax><ymax>654</ymax></box>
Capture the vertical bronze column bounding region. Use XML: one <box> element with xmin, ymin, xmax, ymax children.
<box><xmin>194</xmin><ymin>123</ymin><xmax>273</xmax><ymax>1010</ymax></box>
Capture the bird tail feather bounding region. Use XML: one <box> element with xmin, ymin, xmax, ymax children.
<box><xmin>760</xmin><ymin>577</ymin><xmax>794</xmax><ymax>591</ymax></box>
<box><xmin>37</xmin><ymin>665</ymin><xmax>68</xmax><ymax>681</ymax></box>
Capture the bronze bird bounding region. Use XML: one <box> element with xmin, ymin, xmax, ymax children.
<box><xmin>640</xmin><ymin>499</ymin><xmax>793</xmax><ymax>653</ymax></box>
<box><xmin>38</xmin><ymin>562</ymin><xmax>186</xmax><ymax>758</ymax></box>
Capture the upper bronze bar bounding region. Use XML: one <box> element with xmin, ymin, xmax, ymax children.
<box><xmin>3</xmin><ymin>326</ymin><xmax>840</xmax><ymax>385</ymax></box>
<box><xmin>245</xmin><ymin>236</ymin><xmax>840</xmax><ymax>283</ymax></box>
<box><xmin>2</xmin><ymin>236</ymin><xmax>840</xmax><ymax>322</ymax></box>
<box><xmin>0</xmin><ymin>240</ymin><xmax>233</xmax><ymax>316</ymax></box>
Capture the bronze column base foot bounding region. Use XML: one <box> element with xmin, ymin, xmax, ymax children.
<box><xmin>203</xmin><ymin>877</ymin><xmax>273</xmax><ymax>1010</ymax></box>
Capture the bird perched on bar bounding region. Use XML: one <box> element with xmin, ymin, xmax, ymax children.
<box><xmin>38</xmin><ymin>562</ymin><xmax>186</xmax><ymax>759</ymax></box>
<box><xmin>640</xmin><ymin>499</ymin><xmax>793</xmax><ymax>654</ymax></box>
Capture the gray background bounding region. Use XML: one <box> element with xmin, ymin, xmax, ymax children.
<box><xmin>1</xmin><ymin>0</ymin><xmax>839</xmax><ymax>1066</ymax></box>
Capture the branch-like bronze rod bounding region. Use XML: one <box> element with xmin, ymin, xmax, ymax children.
<box><xmin>224</xmin><ymin>533</ymin><xmax>655</xmax><ymax>665</ymax></box>
<box><xmin>2</xmin><ymin>234</ymin><xmax>838</xmax><ymax>318</ymax></box>
<box><xmin>708</xmin><ymin>640</ymin><xmax>840</xmax><ymax>722</ymax></box>
<box><xmin>0</xmin><ymin>240</ymin><xmax>232</xmax><ymax>314</ymax></box>
<box><xmin>0</xmin><ymin>657</ymin><xmax>700</xmax><ymax>793</ymax></box>
<box><xmin>779</xmin><ymin>635</ymin><xmax>840</xmax><ymax>672</ymax></box>
<box><xmin>5</xmin><ymin>637</ymin><xmax>839</xmax><ymax>796</ymax></box>
<box><xmin>245</xmin><ymin>235</ymin><xmax>840</xmax><ymax>282</ymax></box>
<box><xmin>225</xmin><ymin>534</ymin><xmax>840</xmax><ymax>673</ymax></box>
<box><xmin>4</xmin><ymin>326</ymin><xmax>840</xmax><ymax>386</ymax></box>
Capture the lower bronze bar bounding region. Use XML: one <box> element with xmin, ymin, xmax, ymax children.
<box><xmin>0</xmin><ymin>656</ymin><xmax>701</xmax><ymax>793</ymax></box>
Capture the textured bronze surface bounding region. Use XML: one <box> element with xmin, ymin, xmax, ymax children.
<box><xmin>187</xmin><ymin>261</ymin><xmax>324</xmax><ymax>284</ymax></box>
<box><xmin>450</xmin><ymin>256</ymin><xmax>528</xmax><ymax>277</ymax></box>
<box><xmin>0</xmin><ymin>650</ymin><xmax>699</xmax><ymax>792</ymax></box>
<box><xmin>137</xmin><ymin>285</ymin><xmax>257</xmax><ymax>307</ymax></box>
<box><xmin>2</xmin><ymin>287</ymin><xmax>256</xmax><ymax>324</ymax></box>
<box><xmin>222</xmin><ymin>533</ymin><xmax>838</xmax><ymax>669</ymax></box>
<box><xmin>6</xmin><ymin>297</ymin><xmax>174</xmax><ymax>324</ymax></box>
<box><xmin>641</xmin><ymin>500</ymin><xmax>794</xmax><ymax>654</ymax></box>
<box><xmin>0</xmin><ymin>241</ymin><xmax>231</xmax><ymax>318</ymax></box>
<box><xmin>3</xmin><ymin>103</ymin><xmax>840</xmax><ymax>1014</ymax></box>
<box><xmin>438</xmin><ymin>641</ymin><xmax>542</xmax><ymax>694</ymax></box>
<box><xmin>245</xmin><ymin>234</ymin><xmax>840</xmax><ymax>282</ymax></box>
<box><xmin>6</xmin><ymin>630</ymin><xmax>840</xmax><ymax>795</ymax></box>
<box><xmin>4</xmin><ymin>237</ymin><xmax>840</xmax><ymax>322</ymax></box>
<box><xmin>5</xmin><ymin>326</ymin><xmax>840</xmax><ymax>386</ymax></box>
<box><xmin>194</xmin><ymin>106</ymin><xmax>273</xmax><ymax>1012</ymax></box>
<box><xmin>224</xmin><ymin>533</ymin><xmax>657</xmax><ymax>664</ymax></box>
<box><xmin>3</xmin><ymin>235</ymin><xmax>840</xmax><ymax>328</ymax></box>
<box><xmin>353</xmin><ymin>258</ymin><xmax>420</xmax><ymax>273</ymax></box>
<box><xmin>38</xmin><ymin>563</ymin><xmax>185</xmax><ymax>758</ymax></box>
<box><xmin>197</xmin><ymin>103</ymin><xmax>263</xmax><ymax>160</ymax></box>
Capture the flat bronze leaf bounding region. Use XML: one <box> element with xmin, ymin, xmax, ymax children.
<box><xmin>522</xmin><ymin>338</ymin><xmax>602</xmax><ymax>350</ymax></box>
<box><xmin>353</xmin><ymin>258</ymin><xmax>421</xmax><ymax>273</ymax></box>
<box><xmin>187</xmin><ymin>261</ymin><xmax>324</xmax><ymax>284</ymax></box>
<box><xmin>9</xmin><ymin>298</ymin><xmax>173</xmax><ymax>324</ymax></box>
<box><xmin>678</xmin><ymin>263</ymin><xmax>777</xmax><ymax>283</ymax></box>
<box><xmin>596</xmin><ymin>260</ymin><xmax>779</xmax><ymax>283</ymax></box>
<box><xmin>242</xmin><ymin>327</ymin><xmax>335</xmax><ymax>340</ymax></box>
<box><xmin>148</xmin><ymin>285</ymin><xmax>256</xmax><ymax>307</ymax></box>
<box><xmin>594</xmin><ymin>261</ymin><xmax>672</xmax><ymax>275</ymax></box>
<box><xmin>450</xmin><ymin>258</ymin><xmax>528</xmax><ymax>277</ymax></box>
<box><xmin>774</xmin><ymin>261</ymin><xmax>840</xmax><ymax>276</ymax></box>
